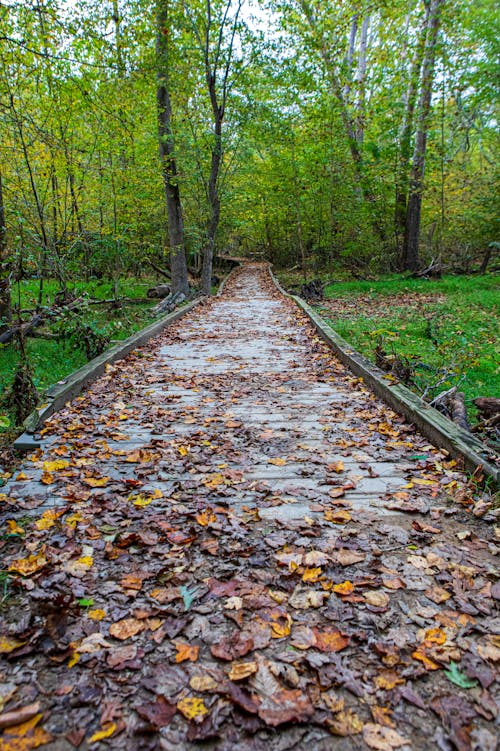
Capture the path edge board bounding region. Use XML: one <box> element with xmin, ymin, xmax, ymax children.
<box><xmin>13</xmin><ymin>297</ymin><xmax>205</xmax><ymax>451</ymax></box>
<box><xmin>268</xmin><ymin>265</ymin><xmax>499</xmax><ymax>485</ymax></box>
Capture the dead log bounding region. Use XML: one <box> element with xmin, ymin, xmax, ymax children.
<box><xmin>430</xmin><ymin>387</ymin><xmax>470</xmax><ymax>431</ymax></box>
<box><xmin>153</xmin><ymin>290</ymin><xmax>186</xmax><ymax>315</ymax></box>
<box><xmin>473</xmin><ymin>397</ymin><xmax>500</xmax><ymax>418</ymax></box>
<box><xmin>147</xmin><ymin>284</ymin><xmax>171</xmax><ymax>299</ymax></box>
<box><xmin>0</xmin><ymin>313</ymin><xmax>44</xmax><ymax>344</ymax></box>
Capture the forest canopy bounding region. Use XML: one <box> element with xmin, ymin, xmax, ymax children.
<box><xmin>0</xmin><ymin>0</ymin><xmax>498</xmax><ymax>305</ymax></box>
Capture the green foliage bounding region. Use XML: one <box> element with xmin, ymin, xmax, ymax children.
<box><xmin>53</xmin><ymin>311</ymin><xmax>111</xmax><ymax>361</ymax></box>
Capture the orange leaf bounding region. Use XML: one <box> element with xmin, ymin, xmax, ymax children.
<box><xmin>325</xmin><ymin>509</ymin><xmax>351</xmax><ymax>524</ymax></box>
<box><xmin>333</xmin><ymin>581</ymin><xmax>354</xmax><ymax>596</ymax></box>
<box><xmin>175</xmin><ymin>643</ymin><xmax>199</xmax><ymax>663</ymax></box>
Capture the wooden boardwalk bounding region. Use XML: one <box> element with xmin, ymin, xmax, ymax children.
<box><xmin>1</xmin><ymin>264</ymin><xmax>498</xmax><ymax>750</ymax></box>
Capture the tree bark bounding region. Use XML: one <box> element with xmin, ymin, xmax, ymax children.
<box><xmin>156</xmin><ymin>0</ymin><xmax>189</xmax><ymax>297</ymax></box>
<box><xmin>402</xmin><ymin>0</ymin><xmax>444</xmax><ymax>271</ymax></box>
<box><xmin>0</xmin><ymin>169</ymin><xmax>11</xmax><ymax>333</ymax></box>
<box><xmin>395</xmin><ymin>1</ymin><xmax>430</xmax><ymax>257</ymax></box>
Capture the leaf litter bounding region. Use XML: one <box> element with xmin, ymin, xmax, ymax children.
<box><xmin>0</xmin><ymin>264</ymin><xmax>498</xmax><ymax>750</ymax></box>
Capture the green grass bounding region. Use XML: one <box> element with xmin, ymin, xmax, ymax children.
<box><xmin>314</xmin><ymin>273</ymin><xmax>499</xmax><ymax>416</ymax></box>
<box><xmin>1</xmin><ymin>277</ymin><xmax>159</xmax><ymax>430</ymax></box>
<box><xmin>13</xmin><ymin>276</ymin><xmax>153</xmax><ymax>309</ymax></box>
<box><xmin>275</xmin><ymin>269</ymin><xmax>499</xmax><ymax>419</ymax></box>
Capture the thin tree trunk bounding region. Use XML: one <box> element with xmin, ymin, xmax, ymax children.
<box><xmin>201</xmin><ymin>88</ymin><xmax>223</xmax><ymax>295</ymax></box>
<box><xmin>156</xmin><ymin>0</ymin><xmax>189</xmax><ymax>297</ymax></box>
<box><xmin>0</xmin><ymin>169</ymin><xmax>11</xmax><ymax>333</ymax></box>
<box><xmin>395</xmin><ymin>1</ymin><xmax>430</xmax><ymax>256</ymax></box>
<box><xmin>403</xmin><ymin>0</ymin><xmax>444</xmax><ymax>271</ymax></box>
<box><xmin>343</xmin><ymin>15</ymin><xmax>358</xmax><ymax>102</ymax></box>
<box><xmin>355</xmin><ymin>15</ymin><xmax>370</xmax><ymax>145</ymax></box>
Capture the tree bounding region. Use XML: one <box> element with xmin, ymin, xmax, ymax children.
<box><xmin>0</xmin><ymin>168</ymin><xmax>10</xmax><ymax>333</ymax></box>
<box><xmin>402</xmin><ymin>0</ymin><xmax>445</xmax><ymax>271</ymax></box>
<box><xmin>156</xmin><ymin>0</ymin><xmax>189</xmax><ymax>296</ymax></box>
<box><xmin>184</xmin><ymin>0</ymin><xmax>245</xmax><ymax>295</ymax></box>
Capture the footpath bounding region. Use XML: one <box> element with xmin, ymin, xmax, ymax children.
<box><xmin>0</xmin><ymin>264</ymin><xmax>498</xmax><ymax>751</ymax></box>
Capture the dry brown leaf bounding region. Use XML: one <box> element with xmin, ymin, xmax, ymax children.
<box><xmin>109</xmin><ymin>618</ymin><xmax>144</xmax><ymax>640</ymax></box>
<box><xmin>228</xmin><ymin>661</ymin><xmax>258</xmax><ymax>681</ymax></box>
<box><xmin>362</xmin><ymin>723</ymin><xmax>409</xmax><ymax>750</ymax></box>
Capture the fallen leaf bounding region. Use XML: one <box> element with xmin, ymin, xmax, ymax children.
<box><xmin>88</xmin><ymin>609</ymin><xmax>106</xmax><ymax>621</ymax></box>
<box><xmin>333</xmin><ymin>580</ymin><xmax>354</xmax><ymax>596</ymax></box>
<box><xmin>364</xmin><ymin>591</ymin><xmax>390</xmax><ymax>608</ymax></box>
<box><xmin>189</xmin><ymin>675</ymin><xmax>218</xmax><ymax>692</ymax></box>
<box><xmin>325</xmin><ymin>508</ymin><xmax>351</xmax><ymax>523</ymax></box>
<box><xmin>88</xmin><ymin>722</ymin><xmax>117</xmax><ymax>743</ymax></box>
<box><xmin>228</xmin><ymin>661</ymin><xmax>258</xmax><ymax>680</ymax></box>
<box><xmin>175</xmin><ymin>643</ymin><xmax>199</xmax><ymax>663</ymax></box>
<box><xmin>176</xmin><ymin>697</ymin><xmax>209</xmax><ymax>722</ymax></box>
<box><xmin>363</xmin><ymin>723</ymin><xmax>409</xmax><ymax>750</ymax></box>
<box><xmin>0</xmin><ymin>635</ymin><xmax>27</xmax><ymax>655</ymax></box>
<box><xmin>109</xmin><ymin>618</ymin><xmax>144</xmax><ymax>640</ymax></box>
<box><xmin>8</xmin><ymin>551</ymin><xmax>47</xmax><ymax>576</ymax></box>
<box><xmin>136</xmin><ymin>696</ymin><xmax>175</xmax><ymax>728</ymax></box>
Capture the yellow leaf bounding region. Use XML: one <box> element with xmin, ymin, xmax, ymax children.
<box><xmin>89</xmin><ymin>722</ymin><xmax>117</xmax><ymax>743</ymax></box>
<box><xmin>268</xmin><ymin>457</ymin><xmax>287</xmax><ymax>466</ymax></box>
<box><xmin>88</xmin><ymin>609</ymin><xmax>106</xmax><ymax>621</ymax></box>
<box><xmin>34</xmin><ymin>509</ymin><xmax>64</xmax><ymax>531</ymax></box>
<box><xmin>6</xmin><ymin>520</ymin><xmax>24</xmax><ymax>535</ymax></box>
<box><xmin>68</xmin><ymin>651</ymin><xmax>80</xmax><ymax>668</ymax></box>
<box><xmin>43</xmin><ymin>459</ymin><xmax>70</xmax><ymax>472</ymax></box>
<box><xmin>203</xmin><ymin>473</ymin><xmax>225</xmax><ymax>489</ymax></box>
<box><xmin>333</xmin><ymin>581</ymin><xmax>354</xmax><ymax>596</ymax></box>
<box><xmin>84</xmin><ymin>476</ymin><xmax>110</xmax><ymax>487</ymax></box>
<box><xmin>0</xmin><ymin>635</ymin><xmax>26</xmax><ymax>654</ymax></box>
<box><xmin>9</xmin><ymin>551</ymin><xmax>47</xmax><ymax>576</ymax></box>
<box><xmin>270</xmin><ymin>614</ymin><xmax>293</xmax><ymax>638</ymax></box>
<box><xmin>76</xmin><ymin>555</ymin><xmax>93</xmax><ymax>568</ymax></box>
<box><xmin>302</xmin><ymin>567</ymin><xmax>323</xmax><ymax>582</ymax></box>
<box><xmin>177</xmin><ymin>697</ymin><xmax>209</xmax><ymax>721</ymax></box>
<box><xmin>178</xmin><ymin>445</ymin><xmax>190</xmax><ymax>456</ymax></box>
<box><xmin>65</xmin><ymin>512</ymin><xmax>84</xmax><ymax>528</ymax></box>
<box><xmin>16</xmin><ymin>472</ymin><xmax>30</xmax><ymax>481</ymax></box>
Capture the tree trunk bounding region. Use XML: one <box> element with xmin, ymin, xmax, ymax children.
<box><xmin>201</xmin><ymin>103</ymin><xmax>222</xmax><ymax>296</ymax></box>
<box><xmin>156</xmin><ymin>0</ymin><xmax>189</xmax><ymax>297</ymax></box>
<box><xmin>0</xmin><ymin>169</ymin><xmax>11</xmax><ymax>333</ymax></box>
<box><xmin>395</xmin><ymin>1</ymin><xmax>430</xmax><ymax>257</ymax></box>
<box><xmin>402</xmin><ymin>0</ymin><xmax>444</xmax><ymax>271</ymax></box>
<box><xmin>343</xmin><ymin>15</ymin><xmax>358</xmax><ymax>102</ymax></box>
<box><xmin>354</xmin><ymin>15</ymin><xmax>370</xmax><ymax>145</ymax></box>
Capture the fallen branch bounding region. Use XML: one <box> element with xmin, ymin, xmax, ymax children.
<box><xmin>147</xmin><ymin>259</ymin><xmax>171</xmax><ymax>280</ymax></box>
<box><xmin>409</xmin><ymin>257</ymin><xmax>443</xmax><ymax>279</ymax></box>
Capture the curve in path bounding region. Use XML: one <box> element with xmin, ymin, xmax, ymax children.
<box><xmin>1</xmin><ymin>263</ymin><xmax>497</xmax><ymax>751</ymax></box>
